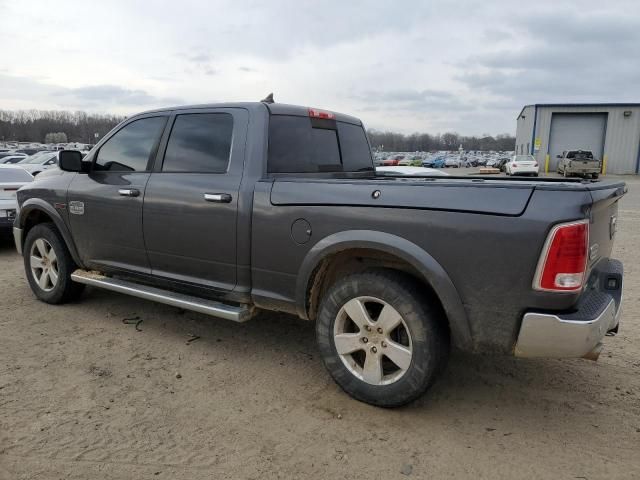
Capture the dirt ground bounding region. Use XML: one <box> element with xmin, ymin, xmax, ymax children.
<box><xmin>1</xmin><ymin>177</ymin><xmax>639</xmax><ymax>480</ymax></box>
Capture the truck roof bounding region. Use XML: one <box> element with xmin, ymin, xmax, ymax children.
<box><xmin>131</xmin><ymin>102</ymin><xmax>363</xmax><ymax>125</ymax></box>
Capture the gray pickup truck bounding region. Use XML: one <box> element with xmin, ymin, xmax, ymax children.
<box><xmin>13</xmin><ymin>101</ymin><xmax>625</xmax><ymax>407</ymax></box>
<box><xmin>557</xmin><ymin>149</ymin><xmax>602</xmax><ymax>178</ymax></box>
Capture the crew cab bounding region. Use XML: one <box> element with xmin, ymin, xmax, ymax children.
<box><xmin>557</xmin><ymin>150</ymin><xmax>601</xmax><ymax>179</ymax></box>
<box><xmin>13</xmin><ymin>101</ymin><xmax>625</xmax><ymax>407</ymax></box>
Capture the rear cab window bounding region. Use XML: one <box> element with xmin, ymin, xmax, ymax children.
<box><xmin>268</xmin><ymin>114</ymin><xmax>373</xmax><ymax>174</ymax></box>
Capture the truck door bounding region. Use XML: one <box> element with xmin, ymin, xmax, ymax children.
<box><xmin>143</xmin><ymin>108</ymin><xmax>248</xmax><ymax>292</ymax></box>
<box><xmin>67</xmin><ymin>114</ymin><xmax>168</xmax><ymax>273</ymax></box>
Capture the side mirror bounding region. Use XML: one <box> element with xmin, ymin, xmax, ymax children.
<box><xmin>59</xmin><ymin>150</ymin><xmax>88</xmax><ymax>172</ymax></box>
<box><xmin>556</xmin><ymin>155</ymin><xmax>562</xmax><ymax>159</ymax></box>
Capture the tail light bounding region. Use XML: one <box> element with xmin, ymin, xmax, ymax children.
<box><xmin>533</xmin><ymin>220</ymin><xmax>589</xmax><ymax>292</ymax></box>
<box><xmin>308</xmin><ymin>108</ymin><xmax>336</xmax><ymax>120</ymax></box>
<box><xmin>534</xmin><ymin>163</ymin><xmax>538</xmax><ymax>167</ymax></box>
<box><xmin>512</xmin><ymin>163</ymin><xmax>518</xmax><ymax>167</ymax></box>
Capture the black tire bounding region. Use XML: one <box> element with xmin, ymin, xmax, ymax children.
<box><xmin>316</xmin><ymin>270</ymin><xmax>449</xmax><ymax>407</ymax></box>
<box><xmin>592</xmin><ymin>173</ymin><xmax>599</xmax><ymax>179</ymax></box>
<box><xmin>23</xmin><ymin>223</ymin><xmax>84</xmax><ymax>304</ymax></box>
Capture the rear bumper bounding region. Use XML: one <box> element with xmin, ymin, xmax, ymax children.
<box><xmin>0</xmin><ymin>208</ymin><xmax>17</xmax><ymax>229</ymax></box>
<box><xmin>514</xmin><ymin>259</ymin><xmax>623</xmax><ymax>359</ymax></box>
<box><xmin>511</xmin><ymin>167</ymin><xmax>539</xmax><ymax>175</ymax></box>
<box><xmin>566</xmin><ymin>166</ymin><xmax>601</xmax><ymax>174</ymax></box>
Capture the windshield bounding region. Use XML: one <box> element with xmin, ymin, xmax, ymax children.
<box><xmin>20</xmin><ymin>154</ymin><xmax>56</xmax><ymax>164</ymax></box>
<box><xmin>567</xmin><ymin>151</ymin><xmax>594</xmax><ymax>159</ymax></box>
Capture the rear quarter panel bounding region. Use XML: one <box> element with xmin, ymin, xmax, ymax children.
<box><xmin>251</xmin><ymin>178</ymin><xmax>593</xmax><ymax>353</ymax></box>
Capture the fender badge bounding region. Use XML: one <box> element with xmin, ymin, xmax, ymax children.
<box><xmin>69</xmin><ymin>201</ymin><xmax>84</xmax><ymax>215</ymax></box>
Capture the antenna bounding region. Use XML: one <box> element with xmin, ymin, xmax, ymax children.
<box><xmin>261</xmin><ymin>93</ymin><xmax>274</xmax><ymax>104</ymax></box>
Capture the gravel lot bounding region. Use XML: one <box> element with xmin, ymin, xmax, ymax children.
<box><xmin>1</xmin><ymin>176</ymin><xmax>639</xmax><ymax>479</ymax></box>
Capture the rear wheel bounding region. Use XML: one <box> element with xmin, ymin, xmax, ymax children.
<box><xmin>592</xmin><ymin>173</ymin><xmax>599</xmax><ymax>179</ymax></box>
<box><xmin>23</xmin><ymin>223</ymin><xmax>84</xmax><ymax>304</ymax></box>
<box><xmin>316</xmin><ymin>270</ymin><xmax>449</xmax><ymax>407</ymax></box>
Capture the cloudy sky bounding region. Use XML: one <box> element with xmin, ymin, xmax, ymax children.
<box><xmin>1</xmin><ymin>0</ymin><xmax>638</xmax><ymax>134</ymax></box>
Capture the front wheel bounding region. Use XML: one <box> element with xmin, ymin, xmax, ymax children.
<box><xmin>23</xmin><ymin>223</ymin><xmax>85</xmax><ymax>304</ymax></box>
<box><xmin>316</xmin><ymin>270</ymin><xmax>449</xmax><ymax>407</ymax></box>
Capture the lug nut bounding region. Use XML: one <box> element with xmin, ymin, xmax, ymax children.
<box><xmin>362</xmin><ymin>337</ymin><xmax>368</xmax><ymax>343</ymax></box>
<box><xmin>381</xmin><ymin>341</ymin><xmax>387</xmax><ymax>348</ymax></box>
<box><xmin>371</xmin><ymin>346</ymin><xmax>378</xmax><ymax>354</ymax></box>
<box><xmin>365</xmin><ymin>325</ymin><xmax>372</xmax><ymax>332</ymax></box>
<box><xmin>377</xmin><ymin>327</ymin><xmax>383</xmax><ymax>334</ymax></box>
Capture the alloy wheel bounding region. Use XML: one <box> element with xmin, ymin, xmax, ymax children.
<box><xmin>333</xmin><ymin>296</ymin><xmax>413</xmax><ymax>386</ymax></box>
<box><xmin>30</xmin><ymin>238</ymin><xmax>59</xmax><ymax>292</ymax></box>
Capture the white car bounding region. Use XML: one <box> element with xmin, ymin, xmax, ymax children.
<box><xmin>0</xmin><ymin>165</ymin><xmax>33</xmax><ymax>232</ymax></box>
<box><xmin>444</xmin><ymin>157</ymin><xmax>461</xmax><ymax>168</ymax></box>
<box><xmin>505</xmin><ymin>155</ymin><xmax>539</xmax><ymax>176</ymax></box>
<box><xmin>1</xmin><ymin>154</ymin><xmax>28</xmax><ymax>164</ymax></box>
<box><xmin>17</xmin><ymin>151</ymin><xmax>60</xmax><ymax>175</ymax></box>
<box><xmin>376</xmin><ymin>166</ymin><xmax>450</xmax><ymax>176</ymax></box>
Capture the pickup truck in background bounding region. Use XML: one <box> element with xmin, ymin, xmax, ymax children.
<box><xmin>13</xmin><ymin>101</ymin><xmax>626</xmax><ymax>407</ymax></box>
<box><xmin>557</xmin><ymin>149</ymin><xmax>602</xmax><ymax>178</ymax></box>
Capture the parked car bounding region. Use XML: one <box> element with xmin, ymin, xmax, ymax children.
<box><xmin>444</xmin><ymin>157</ymin><xmax>461</xmax><ymax>168</ymax></box>
<box><xmin>0</xmin><ymin>165</ymin><xmax>33</xmax><ymax>232</ymax></box>
<box><xmin>376</xmin><ymin>166</ymin><xmax>449</xmax><ymax>176</ymax></box>
<box><xmin>15</xmin><ymin>148</ymin><xmax>45</xmax><ymax>156</ymax></box>
<box><xmin>557</xmin><ymin>150</ymin><xmax>601</xmax><ymax>179</ymax></box>
<box><xmin>13</xmin><ymin>101</ymin><xmax>626</xmax><ymax>408</ymax></box>
<box><xmin>17</xmin><ymin>151</ymin><xmax>59</xmax><ymax>175</ymax></box>
<box><xmin>505</xmin><ymin>155</ymin><xmax>539</xmax><ymax>176</ymax></box>
<box><xmin>423</xmin><ymin>156</ymin><xmax>446</xmax><ymax>168</ymax></box>
<box><xmin>1</xmin><ymin>154</ymin><xmax>28</xmax><ymax>164</ymax></box>
<box><xmin>495</xmin><ymin>157</ymin><xmax>510</xmax><ymax>172</ymax></box>
<box><xmin>382</xmin><ymin>158</ymin><xmax>400</xmax><ymax>166</ymax></box>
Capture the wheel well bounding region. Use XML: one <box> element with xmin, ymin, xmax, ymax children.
<box><xmin>306</xmin><ymin>248</ymin><xmax>449</xmax><ymax>329</ymax></box>
<box><xmin>22</xmin><ymin>209</ymin><xmax>55</xmax><ymax>241</ymax></box>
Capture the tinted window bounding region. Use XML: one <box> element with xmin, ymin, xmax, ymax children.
<box><xmin>0</xmin><ymin>168</ymin><xmax>33</xmax><ymax>182</ymax></box>
<box><xmin>336</xmin><ymin>122</ymin><xmax>374</xmax><ymax>171</ymax></box>
<box><xmin>268</xmin><ymin>115</ymin><xmax>373</xmax><ymax>173</ymax></box>
<box><xmin>162</xmin><ymin>113</ymin><xmax>233</xmax><ymax>173</ymax></box>
<box><xmin>95</xmin><ymin>117</ymin><xmax>166</xmax><ymax>172</ymax></box>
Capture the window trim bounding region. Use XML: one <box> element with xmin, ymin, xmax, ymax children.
<box><xmin>92</xmin><ymin>115</ymin><xmax>168</xmax><ymax>173</ymax></box>
<box><xmin>156</xmin><ymin>111</ymin><xmax>235</xmax><ymax>174</ymax></box>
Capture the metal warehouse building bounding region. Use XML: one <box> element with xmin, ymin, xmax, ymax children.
<box><xmin>515</xmin><ymin>104</ymin><xmax>640</xmax><ymax>175</ymax></box>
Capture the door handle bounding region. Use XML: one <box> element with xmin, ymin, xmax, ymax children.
<box><xmin>118</xmin><ymin>188</ymin><xmax>140</xmax><ymax>197</ymax></box>
<box><xmin>204</xmin><ymin>193</ymin><xmax>232</xmax><ymax>203</ymax></box>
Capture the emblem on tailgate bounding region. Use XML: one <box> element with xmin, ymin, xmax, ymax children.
<box><xmin>69</xmin><ymin>201</ymin><xmax>84</xmax><ymax>215</ymax></box>
<box><xmin>610</xmin><ymin>215</ymin><xmax>617</xmax><ymax>239</ymax></box>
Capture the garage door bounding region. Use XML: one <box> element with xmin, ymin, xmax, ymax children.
<box><xmin>548</xmin><ymin>113</ymin><xmax>607</xmax><ymax>171</ymax></box>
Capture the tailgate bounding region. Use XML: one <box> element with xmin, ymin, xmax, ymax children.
<box><xmin>587</xmin><ymin>182</ymin><xmax>626</xmax><ymax>266</ymax></box>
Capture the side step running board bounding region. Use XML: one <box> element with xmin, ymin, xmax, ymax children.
<box><xmin>71</xmin><ymin>270</ymin><xmax>254</xmax><ymax>322</ymax></box>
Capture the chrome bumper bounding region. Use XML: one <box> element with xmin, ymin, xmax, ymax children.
<box><xmin>13</xmin><ymin>227</ymin><xmax>23</xmax><ymax>255</ymax></box>
<box><xmin>515</xmin><ymin>258</ymin><xmax>623</xmax><ymax>359</ymax></box>
<box><xmin>515</xmin><ymin>298</ymin><xmax>619</xmax><ymax>358</ymax></box>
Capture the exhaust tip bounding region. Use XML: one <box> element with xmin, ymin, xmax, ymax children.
<box><xmin>583</xmin><ymin>342</ymin><xmax>603</xmax><ymax>361</ymax></box>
